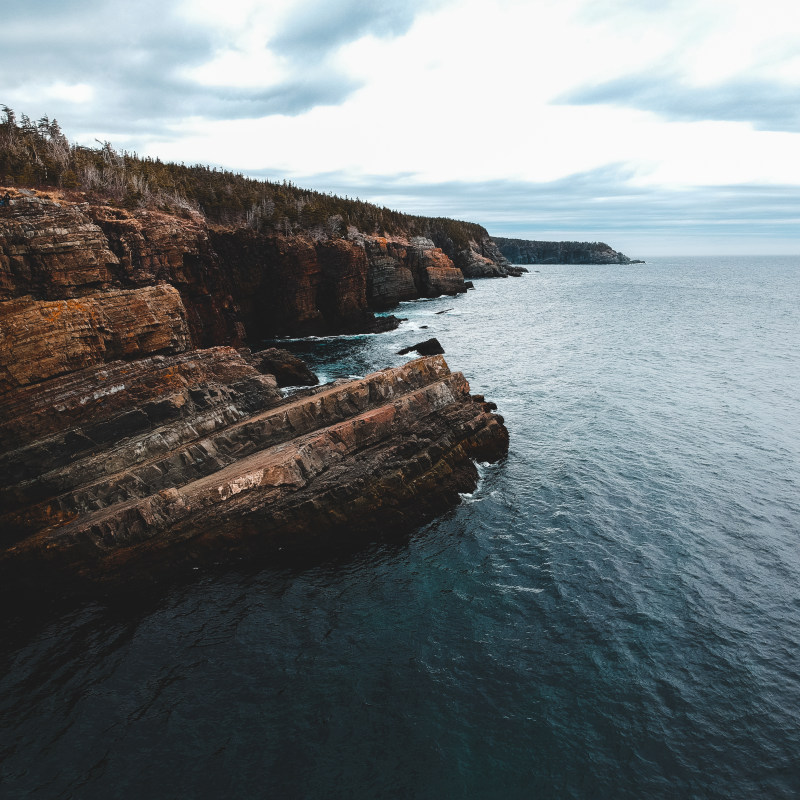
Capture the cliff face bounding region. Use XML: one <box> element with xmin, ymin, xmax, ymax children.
<box><xmin>209</xmin><ymin>228</ymin><xmax>401</xmax><ymax>337</ymax></box>
<box><xmin>0</xmin><ymin>190</ymin><xmax>510</xmax><ymax>596</ymax></box>
<box><xmin>0</xmin><ymin>192</ymin><xmax>493</xmax><ymax>343</ymax></box>
<box><xmin>354</xmin><ymin>234</ymin><xmax>467</xmax><ymax>310</ymax></box>
<box><xmin>0</xmin><ymin>194</ymin><xmax>246</xmax><ymax>345</ymax></box>
<box><xmin>425</xmin><ymin>231</ymin><xmax>522</xmax><ymax>278</ymax></box>
<box><xmin>491</xmin><ymin>237</ymin><xmax>640</xmax><ymax>265</ymax></box>
<box><xmin>0</xmin><ymin>285</ymin><xmax>190</xmax><ymax>392</ymax></box>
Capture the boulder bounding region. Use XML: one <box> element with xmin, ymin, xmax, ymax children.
<box><xmin>397</xmin><ymin>338</ymin><xmax>445</xmax><ymax>356</ymax></box>
<box><xmin>248</xmin><ymin>347</ymin><xmax>319</xmax><ymax>387</ymax></box>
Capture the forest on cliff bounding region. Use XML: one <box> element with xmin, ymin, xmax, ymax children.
<box><xmin>0</xmin><ymin>107</ymin><xmax>487</xmax><ymax>251</ymax></box>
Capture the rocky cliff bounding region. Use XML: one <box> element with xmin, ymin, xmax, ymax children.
<box><xmin>491</xmin><ymin>237</ymin><xmax>642</xmax><ymax>265</ymax></box>
<box><xmin>0</xmin><ymin>347</ymin><xmax>508</xmax><ymax>595</ymax></box>
<box><xmin>0</xmin><ymin>191</ymin><xmax>497</xmax><ymax>342</ymax></box>
<box><xmin>0</xmin><ymin>190</ymin><xmax>509</xmax><ymax>596</ymax></box>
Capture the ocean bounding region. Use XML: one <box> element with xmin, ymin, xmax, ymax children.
<box><xmin>2</xmin><ymin>256</ymin><xmax>799</xmax><ymax>798</ymax></box>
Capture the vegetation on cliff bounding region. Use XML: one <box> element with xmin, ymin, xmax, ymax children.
<box><xmin>0</xmin><ymin>107</ymin><xmax>487</xmax><ymax>252</ymax></box>
<box><xmin>492</xmin><ymin>236</ymin><xmax>640</xmax><ymax>265</ymax></box>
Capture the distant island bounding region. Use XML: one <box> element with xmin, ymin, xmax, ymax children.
<box><xmin>492</xmin><ymin>237</ymin><xmax>645</xmax><ymax>265</ymax></box>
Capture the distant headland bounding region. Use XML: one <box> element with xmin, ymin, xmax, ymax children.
<box><xmin>492</xmin><ymin>237</ymin><xmax>645</xmax><ymax>265</ymax></box>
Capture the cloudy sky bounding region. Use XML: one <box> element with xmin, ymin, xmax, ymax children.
<box><xmin>3</xmin><ymin>0</ymin><xmax>800</xmax><ymax>255</ymax></box>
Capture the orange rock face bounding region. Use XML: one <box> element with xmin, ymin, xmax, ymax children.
<box><xmin>0</xmin><ymin>191</ymin><xmax>509</xmax><ymax>598</ymax></box>
<box><xmin>361</xmin><ymin>234</ymin><xmax>466</xmax><ymax>309</ymax></box>
<box><xmin>0</xmin><ymin>285</ymin><xmax>190</xmax><ymax>392</ymax></box>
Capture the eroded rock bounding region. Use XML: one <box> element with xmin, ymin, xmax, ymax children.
<box><xmin>0</xmin><ymin>353</ymin><xmax>508</xmax><ymax>595</ymax></box>
<box><xmin>0</xmin><ymin>189</ymin><xmax>509</xmax><ymax>598</ymax></box>
<box><xmin>248</xmin><ymin>347</ymin><xmax>319</xmax><ymax>387</ymax></box>
<box><xmin>397</xmin><ymin>338</ymin><xmax>446</xmax><ymax>356</ymax></box>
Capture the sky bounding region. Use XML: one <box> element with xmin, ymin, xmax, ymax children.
<box><xmin>3</xmin><ymin>0</ymin><xmax>800</xmax><ymax>255</ymax></box>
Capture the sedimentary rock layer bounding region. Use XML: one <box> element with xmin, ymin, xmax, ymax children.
<box><xmin>0</xmin><ymin>192</ymin><xmax>496</xmax><ymax>342</ymax></box>
<box><xmin>358</xmin><ymin>234</ymin><xmax>467</xmax><ymax>309</ymax></box>
<box><xmin>0</xmin><ymin>190</ymin><xmax>510</xmax><ymax>598</ymax></box>
<box><xmin>0</xmin><ymin>285</ymin><xmax>190</xmax><ymax>392</ymax></box>
<box><xmin>0</xmin><ymin>352</ymin><xmax>508</xmax><ymax>595</ymax></box>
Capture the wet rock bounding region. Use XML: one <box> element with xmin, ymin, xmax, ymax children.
<box><xmin>0</xmin><ymin>354</ymin><xmax>507</xmax><ymax>595</ymax></box>
<box><xmin>397</xmin><ymin>338</ymin><xmax>445</xmax><ymax>356</ymax></box>
<box><xmin>248</xmin><ymin>347</ymin><xmax>319</xmax><ymax>387</ymax></box>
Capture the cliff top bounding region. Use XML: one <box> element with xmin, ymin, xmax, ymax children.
<box><xmin>0</xmin><ymin>108</ymin><xmax>489</xmax><ymax>250</ymax></box>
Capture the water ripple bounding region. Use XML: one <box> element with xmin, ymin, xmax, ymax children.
<box><xmin>2</xmin><ymin>257</ymin><xmax>800</xmax><ymax>799</ymax></box>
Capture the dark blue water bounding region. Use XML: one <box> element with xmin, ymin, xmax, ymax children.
<box><xmin>2</xmin><ymin>257</ymin><xmax>799</xmax><ymax>799</ymax></box>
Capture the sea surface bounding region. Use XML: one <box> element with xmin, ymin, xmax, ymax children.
<box><xmin>2</xmin><ymin>256</ymin><xmax>799</xmax><ymax>799</ymax></box>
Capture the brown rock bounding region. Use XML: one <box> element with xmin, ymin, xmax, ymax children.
<box><xmin>0</xmin><ymin>195</ymin><xmax>118</xmax><ymax>299</ymax></box>
<box><xmin>361</xmin><ymin>234</ymin><xmax>466</xmax><ymax>308</ymax></box>
<box><xmin>209</xmin><ymin>230</ymin><xmax>400</xmax><ymax>337</ymax></box>
<box><xmin>0</xmin><ymin>285</ymin><xmax>190</xmax><ymax>393</ymax></box>
<box><xmin>248</xmin><ymin>347</ymin><xmax>319</xmax><ymax>387</ymax></box>
<box><xmin>0</xmin><ymin>354</ymin><xmax>508</xmax><ymax>595</ymax></box>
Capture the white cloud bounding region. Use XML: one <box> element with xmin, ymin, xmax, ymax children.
<box><xmin>5</xmin><ymin>0</ymin><xmax>800</xmax><ymax>252</ymax></box>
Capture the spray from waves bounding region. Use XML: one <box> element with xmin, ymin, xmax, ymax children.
<box><xmin>459</xmin><ymin>460</ymin><xmax>503</xmax><ymax>504</ymax></box>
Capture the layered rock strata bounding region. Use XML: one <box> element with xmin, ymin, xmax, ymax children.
<box><xmin>0</xmin><ymin>193</ymin><xmax>398</xmax><ymax>340</ymax></box>
<box><xmin>1</xmin><ymin>192</ymin><xmax>544</xmax><ymax>340</ymax></box>
<box><xmin>0</xmin><ymin>189</ymin><xmax>509</xmax><ymax>597</ymax></box>
<box><xmin>354</xmin><ymin>234</ymin><xmax>467</xmax><ymax>310</ymax></box>
<box><xmin>0</xmin><ymin>285</ymin><xmax>190</xmax><ymax>392</ymax></box>
<box><xmin>426</xmin><ymin>232</ymin><xmax>526</xmax><ymax>278</ymax></box>
<box><xmin>0</xmin><ymin>352</ymin><xmax>508</xmax><ymax>595</ymax></box>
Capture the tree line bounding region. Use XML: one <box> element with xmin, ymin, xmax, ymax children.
<box><xmin>0</xmin><ymin>106</ymin><xmax>489</xmax><ymax>250</ymax></box>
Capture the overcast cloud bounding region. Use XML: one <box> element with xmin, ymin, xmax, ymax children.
<box><xmin>560</xmin><ymin>74</ymin><xmax>800</xmax><ymax>132</ymax></box>
<box><xmin>2</xmin><ymin>0</ymin><xmax>799</xmax><ymax>253</ymax></box>
<box><xmin>1</xmin><ymin>0</ymin><xmax>430</xmax><ymax>133</ymax></box>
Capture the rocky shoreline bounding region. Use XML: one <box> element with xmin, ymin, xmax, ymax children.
<box><xmin>0</xmin><ymin>189</ymin><xmax>510</xmax><ymax>597</ymax></box>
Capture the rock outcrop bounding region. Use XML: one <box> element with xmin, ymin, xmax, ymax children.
<box><xmin>0</xmin><ymin>285</ymin><xmax>190</xmax><ymax>392</ymax></box>
<box><xmin>247</xmin><ymin>347</ymin><xmax>319</xmax><ymax>387</ymax></box>
<box><xmin>356</xmin><ymin>234</ymin><xmax>467</xmax><ymax>310</ymax></box>
<box><xmin>2</xmin><ymin>192</ymin><xmax>544</xmax><ymax>342</ymax></box>
<box><xmin>427</xmin><ymin>231</ymin><xmax>525</xmax><ymax>278</ymax></box>
<box><xmin>397</xmin><ymin>338</ymin><xmax>446</xmax><ymax>357</ymax></box>
<box><xmin>209</xmin><ymin>230</ymin><xmax>401</xmax><ymax>337</ymax></box>
<box><xmin>491</xmin><ymin>237</ymin><xmax>642</xmax><ymax>265</ymax></box>
<box><xmin>0</xmin><ymin>351</ymin><xmax>508</xmax><ymax>596</ymax></box>
<box><xmin>0</xmin><ymin>193</ymin><xmax>398</xmax><ymax>341</ymax></box>
<box><xmin>0</xmin><ymin>189</ymin><xmax>509</xmax><ymax>597</ymax></box>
